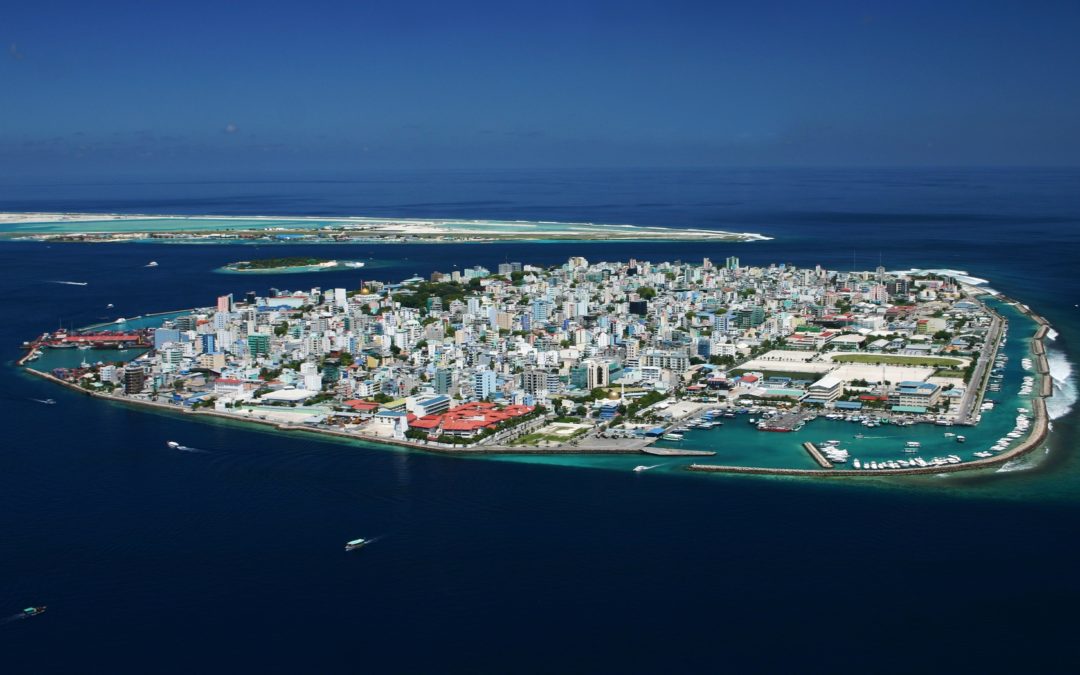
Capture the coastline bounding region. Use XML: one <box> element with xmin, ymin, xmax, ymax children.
<box><xmin>17</xmin><ymin>279</ymin><xmax>1056</xmax><ymax>478</ymax></box>
<box><xmin>0</xmin><ymin>211</ymin><xmax>769</xmax><ymax>244</ymax></box>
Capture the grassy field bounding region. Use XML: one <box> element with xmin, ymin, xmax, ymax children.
<box><xmin>933</xmin><ymin>369</ymin><xmax>966</xmax><ymax>377</ymax></box>
<box><xmin>832</xmin><ymin>354</ymin><xmax>962</xmax><ymax>367</ymax></box>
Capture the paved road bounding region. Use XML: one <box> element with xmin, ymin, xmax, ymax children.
<box><xmin>956</xmin><ymin>310</ymin><xmax>1003</xmax><ymax>424</ymax></box>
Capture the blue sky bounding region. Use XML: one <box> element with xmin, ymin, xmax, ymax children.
<box><xmin>3</xmin><ymin>0</ymin><xmax>1079</xmax><ymax>175</ymax></box>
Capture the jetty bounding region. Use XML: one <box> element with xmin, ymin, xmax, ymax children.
<box><xmin>802</xmin><ymin>442</ymin><xmax>833</xmax><ymax>469</ymax></box>
<box><xmin>642</xmin><ymin>447</ymin><xmax>716</xmax><ymax>457</ymax></box>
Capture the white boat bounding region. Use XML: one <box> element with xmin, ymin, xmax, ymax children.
<box><xmin>166</xmin><ymin>441</ymin><xmax>180</xmax><ymax>449</ymax></box>
<box><xmin>344</xmin><ymin>261</ymin><xmax>366</xmax><ymax>268</ymax></box>
<box><xmin>663</xmin><ymin>433</ymin><xmax>684</xmax><ymax>441</ymax></box>
<box><xmin>905</xmin><ymin>441</ymin><xmax>921</xmax><ymax>448</ymax></box>
<box><xmin>145</xmin><ymin>261</ymin><xmax>159</xmax><ymax>267</ymax></box>
<box><xmin>956</xmin><ymin>436</ymin><xmax>966</xmax><ymax>443</ymax></box>
<box><xmin>633</xmin><ymin>465</ymin><xmax>661</xmax><ymax>472</ymax></box>
<box><xmin>345</xmin><ymin>538</ymin><xmax>369</xmax><ymax>551</ymax></box>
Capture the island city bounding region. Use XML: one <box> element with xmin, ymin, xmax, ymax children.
<box><xmin>20</xmin><ymin>256</ymin><xmax>1053</xmax><ymax>477</ymax></box>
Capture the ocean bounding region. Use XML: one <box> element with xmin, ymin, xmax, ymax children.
<box><xmin>1</xmin><ymin>167</ymin><xmax>1079</xmax><ymax>673</ymax></box>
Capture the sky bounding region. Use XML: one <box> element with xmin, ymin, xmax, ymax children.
<box><xmin>2</xmin><ymin>0</ymin><xmax>1080</xmax><ymax>176</ymax></box>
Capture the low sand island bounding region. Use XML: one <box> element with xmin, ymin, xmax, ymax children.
<box><xmin>0</xmin><ymin>212</ymin><xmax>769</xmax><ymax>244</ymax></box>
<box><xmin>218</xmin><ymin>258</ymin><xmax>367</xmax><ymax>274</ymax></box>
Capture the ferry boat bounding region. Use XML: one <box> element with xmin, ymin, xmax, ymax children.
<box><xmin>345</xmin><ymin>538</ymin><xmax>369</xmax><ymax>551</ymax></box>
<box><xmin>757</xmin><ymin>424</ymin><xmax>795</xmax><ymax>432</ymax></box>
<box><xmin>663</xmin><ymin>432</ymin><xmax>684</xmax><ymax>441</ymax></box>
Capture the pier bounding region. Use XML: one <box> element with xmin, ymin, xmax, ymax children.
<box><xmin>802</xmin><ymin>442</ymin><xmax>833</xmax><ymax>469</ymax></box>
<box><xmin>641</xmin><ymin>447</ymin><xmax>717</xmax><ymax>457</ymax></box>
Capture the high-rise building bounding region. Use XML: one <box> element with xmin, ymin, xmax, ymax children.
<box><xmin>123</xmin><ymin>363</ymin><xmax>145</xmax><ymax>394</ymax></box>
<box><xmin>472</xmin><ymin>369</ymin><xmax>497</xmax><ymax>400</ymax></box>
<box><xmin>217</xmin><ymin>294</ymin><xmax>234</xmax><ymax>313</ymax></box>
<box><xmin>247</xmin><ymin>334</ymin><xmax>270</xmax><ymax>356</ymax></box>
<box><xmin>434</xmin><ymin>368</ymin><xmax>453</xmax><ymax>395</ymax></box>
<box><xmin>725</xmin><ymin>256</ymin><xmax>740</xmax><ymax>271</ymax></box>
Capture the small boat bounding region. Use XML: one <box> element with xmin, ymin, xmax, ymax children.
<box><xmin>956</xmin><ymin>436</ymin><xmax>966</xmax><ymax>443</ymax></box>
<box><xmin>663</xmin><ymin>432</ymin><xmax>684</xmax><ymax>441</ymax></box>
<box><xmin>345</xmin><ymin>538</ymin><xmax>369</xmax><ymax>551</ymax></box>
<box><xmin>22</xmin><ymin>606</ymin><xmax>46</xmax><ymax>617</ymax></box>
<box><xmin>106</xmin><ymin>303</ymin><xmax>114</xmax><ymax>309</ymax></box>
<box><xmin>145</xmin><ymin>261</ymin><xmax>159</xmax><ymax>267</ymax></box>
<box><xmin>166</xmin><ymin>441</ymin><xmax>181</xmax><ymax>449</ymax></box>
<box><xmin>633</xmin><ymin>465</ymin><xmax>661</xmax><ymax>472</ymax></box>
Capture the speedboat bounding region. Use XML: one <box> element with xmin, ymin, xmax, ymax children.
<box><xmin>345</xmin><ymin>538</ymin><xmax>369</xmax><ymax>551</ymax></box>
<box><xmin>22</xmin><ymin>606</ymin><xmax>46</xmax><ymax>617</ymax></box>
<box><xmin>166</xmin><ymin>441</ymin><xmax>181</xmax><ymax>449</ymax></box>
<box><xmin>145</xmin><ymin>261</ymin><xmax>159</xmax><ymax>267</ymax></box>
<box><xmin>633</xmin><ymin>465</ymin><xmax>660</xmax><ymax>472</ymax></box>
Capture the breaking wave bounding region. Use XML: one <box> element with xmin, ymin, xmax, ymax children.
<box><xmin>1045</xmin><ymin>347</ymin><xmax>1077</xmax><ymax>421</ymax></box>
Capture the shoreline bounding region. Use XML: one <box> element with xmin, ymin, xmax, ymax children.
<box><xmin>0</xmin><ymin>211</ymin><xmax>769</xmax><ymax>244</ymax></box>
<box><xmin>18</xmin><ymin>283</ymin><xmax>1058</xmax><ymax>478</ymax></box>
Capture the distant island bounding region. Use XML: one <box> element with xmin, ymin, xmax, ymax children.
<box><xmin>219</xmin><ymin>258</ymin><xmax>366</xmax><ymax>273</ymax></box>
<box><xmin>0</xmin><ymin>212</ymin><xmax>770</xmax><ymax>244</ymax></box>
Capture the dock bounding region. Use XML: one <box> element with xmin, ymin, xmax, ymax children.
<box><xmin>802</xmin><ymin>442</ymin><xmax>833</xmax><ymax>469</ymax></box>
<box><xmin>642</xmin><ymin>447</ymin><xmax>716</xmax><ymax>457</ymax></box>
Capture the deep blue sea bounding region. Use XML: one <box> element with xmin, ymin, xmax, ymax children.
<box><xmin>2</xmin><ymin>168</ymin><xmax>1079</xmax><ymax>673</ymax></box>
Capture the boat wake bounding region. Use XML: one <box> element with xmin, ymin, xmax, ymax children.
<box><xmin>29</xmin><ymin>398</ymin><xmax>56</xmax><ymax>405</ymax></box>
<box><xmin>1045</xmin><ymin>347</ymin><xmax>1077</xmax><ymax>421</ymax></box>
<box><xmin>49</xmin><ymin>280</ymin><xmax>88</xmax><ymax>286</ymax></box>
<box><xmin>1</xmin><ymin>613</ymin><xmax>32</xmax><ymax>624</ymax></box>
<box><xmin>176</xmin><ymin>445</ymin><xmax>209</xmax><ymax>454</ymax></box>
